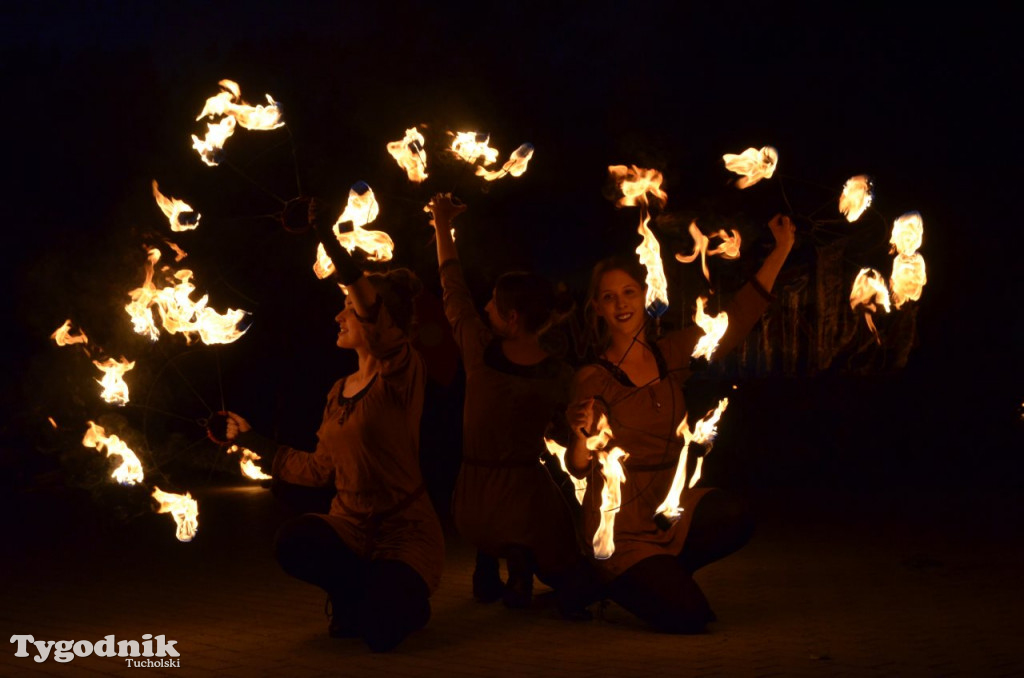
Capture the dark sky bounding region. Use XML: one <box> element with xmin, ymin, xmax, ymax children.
<box><xmin>3</xmin><ymin>2</ymin><xmax>1020</xmax><ymax>491</ymax></box>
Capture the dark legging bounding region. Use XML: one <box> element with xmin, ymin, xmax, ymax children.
<box><xmin>607</xmin><ymin>489</ymin><xmax>754</xmax><ymax>634</ymax></box>
<box><xmin>274</xmin><ymin>514</ymin><xmax>431</xmax><ymax>652</ymax></box>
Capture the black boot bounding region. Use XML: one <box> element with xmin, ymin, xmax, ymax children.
<box><xmin>502</xmin><ymin>546</ymin><xmax>534</xmax><ymax>609</ymax></box>
<box><xmin>472</xmin><ymin>550</ymin><xmax>504</xmax><ymax>603</ymax></box>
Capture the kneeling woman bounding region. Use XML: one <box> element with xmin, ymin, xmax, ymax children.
<box><xmin>222</xmin><ymin>233</ymin><xmax>443</xmax><ymax>652</ymax></box>
<box><xmin>567</xmin><ymin>214</ymin><xmax>795</xmax><ymax>633</ymax></box>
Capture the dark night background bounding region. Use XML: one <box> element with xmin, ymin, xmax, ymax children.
<box><xmin>1</xmin><ymin>2</ymin><xmax>1020</xmax><ymax>538</ymax></box>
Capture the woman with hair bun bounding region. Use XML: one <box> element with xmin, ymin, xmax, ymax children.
<box><xmin>427</xmin><ymin>193</ymin><xmax>592</xmax><ymax>618</ymax></box>
<box><xmin>219</xmin><ymin>208</ymin><xmax>443</xmax><ymax>653</ymax></box>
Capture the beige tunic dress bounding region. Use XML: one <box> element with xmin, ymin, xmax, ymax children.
<box><xmin>272</xmin><ymin>303</ymin><xmax>445</xmax><ymax>594</ymax></box>
<box><xmin>441</xmin><ymin>260</ymin><xmax>581</xmax><ymax>576</ymax></box>
<box><xmin>570</xmin><ymin>280</ymin><xmax>772</xmax><ymax>581</ymax></box>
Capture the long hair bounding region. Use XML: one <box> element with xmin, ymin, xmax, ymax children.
<box><xmin>584</xmin><ymin>255</ymin><xmax>650</xmax><ymax>359</ymax></box>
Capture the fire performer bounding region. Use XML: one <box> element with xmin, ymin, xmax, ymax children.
<box><xmin>427</xmin><ymin>193</ymin><xmax>594</xmax><ymax>617</ymax></box>
<box><xmin>566</xmin><ymin>213</ymin><xmax>795</xmax><ymax>633</ymax></box>
<box><xmin>219</xmin><ymin>208</ymin><xmax>443</xmax><ymax>652</ymax></box>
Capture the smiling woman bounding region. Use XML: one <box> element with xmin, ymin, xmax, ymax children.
<box><xmin>565</xmin><ymin>214</ymin><xmax>795</xmax><ymax>633</ymax></box>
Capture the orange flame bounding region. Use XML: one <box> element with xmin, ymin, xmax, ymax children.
<box><xmin>313</xmin><ymin>184</ymin><xmax>393</xmax><ymax>278</ymax></box>
<box><xmin>228</xmin><ymin>444</ymin><xmax>272</xmax><ymax>481</ymax></box>
<box><xmin>151</xmin><ymin>487</ymin><xmax>199</xmax><ymax>542</ymax></box>
<box><xmin>593</xmin><ymin>447</ymin><xmax>628</xmax><ymax>560</ymax></box>
<box><xmin>691</xmin><ymin>298</ymin><xmax>729</xmax><ymax>361</ymax></box>
<box><xmin>82</xmin><ymin>421</ymin><xmax>144</xmax><ymax>485</ymax></box>
<box><xmin>48</xmin><ymin>417</ymin><xmax>58</xmax><ymax>429</ymax></box>
<box><xmin>544</xmin><ymin>438</ymin><xmax>587</xmax><ymax>504</ymax></box>
<box><xmin>450</xmin><ymin>131</ymin><xmax>499</xmax><ymax>166</ymax></box>
<box><xmin>654</xmin><ymin>398</ymin><xmax>729</xmax><ymax>521</ymax></box>
<box><xmin>387</xmin><ymin>127</ymin><xmax>428</xmax><ymax>183</ymax></box>
<box><xmin>839</xmin><ymin>175</ymin><xmax>873</xmax><ymax>222</ymax></box>
<box><xmin>608</xmin><ymin>165</ymin><xmax>669</xmax><ymax>312</ymax></box>
<box><xmin>709</xmin><ymin>229</ymin><xmax>742</xmax><ymax>260</ymax></box>
<box><xmin>890</xmin><ymin>254</ymin><xmax>927</xmax><ymax>309</ymax></box>
<box><xmin>93</xmin><ymin>357</ymin><xmax>135</xmax><ymax>405</ymax></box>
<box><xmin>151</xmin><ymin>180</ymin><xmax>200</xmax><ymax>232</ymax></box>
<box><xmin>675</xmin><ymin>222</ymin><xmax>742</xmax><ymax>282</ymax></box>
<box><xmin>890</xmin><ymin>212</ymin><xmax>923</xmax><ymax>257</ymax></box>
<box><xmin>476</xmin><ymin>143</ymin><xmax>534</xmax><ymax>181</ymax></box>
<box><xmin>51</xmin><ymin>319</ymin><xmax>88</xmax><ymax>346</ymax></box>
<box><xmin>125</xmin><ymin>248</ymin><xmax>248</xmax><ymax>345</ymax></box>
<box><xmin>191</xmin><ymin>79</ymin><xmax>283</xmax><ymax>166</ymax></box>
<box><xmin>850</xmin><ymin>267</ymin><xmax>890</xmax><ymax>343</ymax></box>
<box><xmin>723</xmin><ymin>146</ymin><xmax>778</xmax><ymax>188</ymax></box>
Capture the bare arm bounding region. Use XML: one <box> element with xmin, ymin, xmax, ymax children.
<box><xmin>754</xmin><ymin>213</ymin><xmax>796</xmax><ymax>293</ymax></box>
<box><xmin>427</xmin><ymin>192</ymin><xmax>466</xmax><ymax>266</ymax></box>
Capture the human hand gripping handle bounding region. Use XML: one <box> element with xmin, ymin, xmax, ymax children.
<box><xmin>427</xmin><ymin>192</ymin><xmax>466</xmax><ymax>265</ymax></box>
<box><xmin>566</xmin><ymin>397</ymin><xmax>596</xmax><ymax>475</ymax></box>
<box><xmin>767</xmin><ymin>213</ymin><xmax>796</xmax><ymax>254</ymax></box>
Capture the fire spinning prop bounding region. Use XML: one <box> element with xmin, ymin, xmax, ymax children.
<box><xmin>125</xmin><ymin>248</ymin><xmax>249</xmax><ymax>345</ymax></box>
<box><xmin>387</xmin><ymin>127</ymin><xmax>428</xmax><ymax>183</ymax></box>
<box><xmin>449</xmin><ymin>131</ymin><xmax>535</xmax><ymax>182</ymax></box>
<box><xmin>313</xmin><ymin>181</ymin><xmax>393</xmax><ymax>280</ymax></box>
<box><xmin>675</xmin><ymin>221</ymin><xmax>743</xmax><ymax>283</ymax></box>
<box><xmin>839</xmin><ymin>175</ymin><xmax>873</xmax><ymax>223</ymax></box>
<box><xmin>93</xmin><ymin>357</ymin><xmax>135</xmax><ymax>406</ymax></box>
<box><xmin>51</xmin><ymin>320</ymin><xmax>89</xmax><ymax>347</ymax></box>
<box><xmin>722</xmin><ymin>146</ymin><xmax>778</xmax><ymax>189</ymax></box>
<box><xmin>585</xmin><ymin>415</ymin><xmax>629</xmax><ymax>559</ymax></box>
<box><xmin>849</xmin><ymin>268</ymin><xmax>891</xmax><ymax>344</ymax></box>
<box><xmin>654</xmin><ymin>399</ymin><xmax>729</xmax><ymax>529</ymax></box>
<box><xmin>889</xmin><ymin>212</ymin><xmax>927</xmax><ymax>309</ymax></box>
<box><xmin>151</xmin><ymin>487</ymin><xmax>199</xmax><ymax>542</ymax></box>
<box><xmin>229</xmin><ymin>445</ymin><xmax>272</xmax><ymax>481</ymax></box>
<box><xmin>82</xmin><ymin>421</ymin><xmax>145</xmax><ymax>486</ymax></box>
<box><xmin>151</xmin><ymin>180</ymin><xmax>200</xmax><ymax>232</ymax></box>
<box><xmin>544</xmin><ymin>438</ymin><xmax>587</xmax><ymax>504</ymax></box>
<box><xmin>607</xmin><ymin>165</ymin><xmax>670</xmax><ymax>316</ymax></box>
<box><xmin>192</xmin><ymin>79</ymin><xmax>284</xmax><ymax>167</ymax></box>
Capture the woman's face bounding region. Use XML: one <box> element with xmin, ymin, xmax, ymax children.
<box><xmin>593</xmin><ymin>269</ymin><xmax>646</xmax><ymax>339</ymax></box>
<box><xmin>335</xmin><ymin>296</ymin><xmax>368</xmax><ymax>349</ymax></box>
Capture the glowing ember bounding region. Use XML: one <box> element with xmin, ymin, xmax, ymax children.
<box><xmin>544</xmin><ymin>438</ymin><xmax>587</xmax><ymax>504</ymax></box>
<box><xmin>890</xmin><ymin>211</ymin><xmax>924</xmax><ymax>257</ymax></box>
<box><xmin>93</xmin><ymin>357</ymin><xmax>135</xmax><ymax>405</ymax></box>
<box><xmin>82</xmin><ymin>421</ymin><xmax>144</xmax><ymax>485</ymax></box>
<box><xmin>125</xmin><ymin>248</ymin><xmax>248</xmax><ymax>345</ymax></box>
<box><xmin>608</xmin><ymin>165</ymin><xmax>669</xmax><ymax>314</ymax></box>
<box><xmin>890</xmin><ymin>253</ymin><xmax>927</xmax><ymax>309</ymax></box>
<box><xmin>51</xmin><ymin>319</ymin><xmax>88</xmax><ymax>346</ymax></box>
<box><xmin>151</xmin><ymin>487</ymin><xmax>199</xmax><ymax>542</ymax></box>
<box><xmin>839</xmin><ymin>175</ymin><xmax>873</xmax><ymax>222</ymax></box>
<box><xmin>387</xmin><ymin>127</ymin><xmax>428</xmax><ymax>183</ymax></box>
<box><xmin>476</xmin><ymin>143</ymin><xmax>535</xmax><ymax>181</ymax></box>
<box><xmin>228</xmin><ymin>444</ymin><xmax>272</xmax><ymax>481</ymax></box>
<box><xmin>48</xmin><ymin>417</ymin><xmax>57</xmax><ymax>429</ymax></box>
<box><xmin>691</xmin><ymin>297</ymin><xmax>729</xmax><ymax>361</ymax></box>
<box><xmin>654</xmin><ymin>398</ymin><xmax>729</xmax><ymax>522</ymax></box>
<box><xmin>450</xmin><ymin>131</ymin><xmax>499</xmax><ymax>166</ymax></box>
<box><xmin>593</xmin><ymin>447</ymin><xmax>628</xmax><ymax>560</ymax></box>
<box><xmin>850</xmin><ymin>267</ymin><xmax>890</xmax><ymax>343</ymax></box>
<box><xmin>151</xmin><ymin>180</ymin><xmax>200</xmax><ymax>232</ymax></box>
<box><xmin>722</xmin><ymin>146</ymin><xmax>778</xmax><ymax>189</ymax></box>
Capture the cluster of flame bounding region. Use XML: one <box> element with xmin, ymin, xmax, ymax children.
<box><xmin>543</xmin><ymin>438</ymin><xmax>588</xmax><ymax>504</ymax></box>
<box><xmin>228</xmin><ymin>444</ymin><xmax>272</xmax><ymax>481</ymax></box>
<box><xmin>386</xmin><ymin>127</ymin><xmax>535</xmax><ymax>184</ymax></box>
<box><xmin>313</xmin><ymin>182</ymin><xmax>395</xmax><ymax>276</ymax></box>
<box><xmin>654</xmin><ymin>399</ymin><xmax>730</xmax><ymax>523</ymax></box>
<box><xmin>607</xmin><ymin>165</ymin><xmax>670</xmax><ymax>314</ymax></box>
<box><xmin>839</xmin><ymin>175</ymin><xmax>873</xmax><ymax>222</ymax></box>
<box><xmin>192</xmin><ymin>79</ymin><xmax>284</xmax><ymax>167</ymax></box>
<box><xmin>849</xmin><ymin>212</ymin><xmax>927</xmax><ymax>343</ymax></box>
<box><xmin>151</xmin><ymin>487</ymin><xmax>200</xmax><ymax>542</ymax></box>
<box><xmin>125</xmin><ymin>247</ymin><xmax>248</xmax><ymax>345</ymax></box>
<box><xmin>691</xmin><ymin>298</ymin><xmax>730</xmax><ymax>361</ymax></box>
<box><xmin>152</xmin><ymin>181</ymin><xmax>200</xmax><ymax>232</ymax></box>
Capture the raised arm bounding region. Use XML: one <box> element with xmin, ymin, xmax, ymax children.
<box><xmin>427</xmin><ymin>192</ymin><xmax>467</xmax><ymax>266</ymax></box>
<box><xmin>310</xmin><ymin>197</ymin><xmax>378</xmax><ymax>317</ymax></box>
<box><xmin>754</xmin><ymin>213</ymin><xmax>796</xmax><ymax>293</ymax></box>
